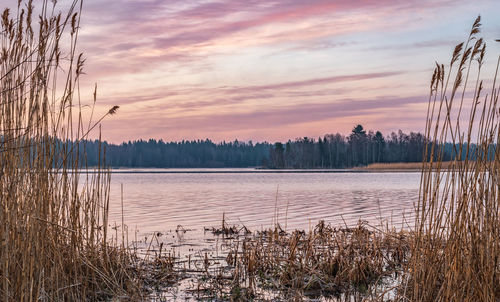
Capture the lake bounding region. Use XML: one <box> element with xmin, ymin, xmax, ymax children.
<box><xmin>107</xmin><ymin>169</ymin><xmax>420</xmax><ymax>237</ymax></box>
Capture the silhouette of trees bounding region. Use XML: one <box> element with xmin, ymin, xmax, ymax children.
<box><xmin>373</xmin><ymin>131</ymin><xmax>385</xmax><ymax>162</ymax></box>
<box><xmin>269</xmin><ymin>142</ymin><xmax>285</xmax><ymax>168</ymax></box>
<box><xmin>80</xmin><ymin>139</ymin><xmax>270</xmax><ymax>168</ymax></box>
<box><xmin>266</xmin><ymin>125</ymin><xmax>440</xmax><ymax>168</ymax></box>
<box><xmin>77</xmin><ymin>125</ymin><xmax>458</xmax><ymax>168</ymax></box>
<box><xmin>348</xmin><ymin>124</ymin><xmax>368</xmax><ymax>166</ymax></box>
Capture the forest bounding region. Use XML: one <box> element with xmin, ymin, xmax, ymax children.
<box><xmin>78</xmin><ymin>125</ymin><xmax>466</xmax><ymax>168</ymax></box>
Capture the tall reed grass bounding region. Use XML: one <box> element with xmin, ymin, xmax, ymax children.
<box><xmin>406</xmin><ymin>16</ymin><xmax>500</xmax><ymax>301</ymax></box>
<box><xmin>2</xmin><ymin>1</ymin><xmax>497</xmax><ymax>300</ymax></box>
<box><xmin>0</xmin><ymin>1</ymin><xmax>142</xmax><ymax>300</ymax></box>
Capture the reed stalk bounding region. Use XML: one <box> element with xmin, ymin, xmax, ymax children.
<box><xmin>405</xmin><ymin>16</ymin><xmax>500</xmax><ymax>301</ymax></box>
<box><xmin>0</xmin><ymin>1</ymin><xmax>142</xmax><ymax>300</ymax></box>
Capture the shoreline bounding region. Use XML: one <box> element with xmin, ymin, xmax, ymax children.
<box><xmin>93</xmin><ymin>162</ymin><xmax>433</xmax><ymax>173</ymax></box>
<box><xmin>106</xmin><ymin>169</ymin><xmax>421</xmax><ymax>173</ymax></box>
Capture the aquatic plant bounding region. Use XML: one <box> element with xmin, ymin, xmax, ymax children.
<box><xmin>0</xmin><ymin>1</ymin><xmax>154</xmax><ymax>300</ymax></box>
<box><xmin>405</xmin><ymin>15</ymin><xmax>500</xmax><ymax>301</ymax></box>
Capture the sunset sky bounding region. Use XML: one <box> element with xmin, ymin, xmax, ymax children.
<box><xmin>69</xmin><ymin>0</ymin><xmax>500</xmax><ymax>143</ymax></box>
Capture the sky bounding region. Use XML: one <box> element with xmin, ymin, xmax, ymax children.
<box><xmin>53</xmin><ymin>0</ymin><xmax>500</xmax><ymax>143</ymax></box>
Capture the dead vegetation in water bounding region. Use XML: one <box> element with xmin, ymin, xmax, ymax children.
<box><xmin>181</xmin><ymin>220</ymin><xmax>411</xmax><ymax>301</ymax></box>
<box><xmin>205</xmin><ymin>213</ymin><xmax>251</xmax><ymax>236</ymax></box>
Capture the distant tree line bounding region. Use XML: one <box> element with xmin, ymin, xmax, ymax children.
<box><xmin>76</xmin><ymin>125</ymin><xmax>478</xmax><ymax>168</ymax></box>
<box><xmin>267</xmin><ymin>125</ymin><xmax>429</xmax><ymax>168</ymax></box>
<box><xmin>81</xmin><ymin>139</ymin><xmax>270</xmax><ymax>168</ymax></box>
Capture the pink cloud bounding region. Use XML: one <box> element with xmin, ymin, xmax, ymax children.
<box><xmin>79</xmin><ymin>0</ymin><xmax>465</xmax><ymax>78</ymax></box>
<box><xmin>93</xmin><ymin>71</ymin><xmax>403</xmax><ymax>112</ymax></box>
<box><xmin>67</xmin><ymin>0</ymin><xmax>498</xmax><ymax>143</ymax></box>
<box><xmin>222</xmin><ymin>71</ymin><xmax>404</xmax><ymax>93</ymax></box>
<box><xmin>99</xmin><ymin>94</ymin><xmax>427</xmax><ymax>141</ymax></box>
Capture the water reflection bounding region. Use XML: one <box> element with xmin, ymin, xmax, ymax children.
<box><xmin>107</xmin><ymin>170</ymin><xmax>419</xmax><ymax>237</ymax></box>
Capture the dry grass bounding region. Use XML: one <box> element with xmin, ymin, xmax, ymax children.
<box><xmin>355</xmin><ymin>162</ymin><xmax>444</xmax><ymax>171</ymax></box>
<box><xmin>234</xmin><ymin>222</ymin><xmax>409</xmax><ymax>301</ymax></box>
<box><xmin>0</xmin><ymin>1</ymin><xmax>172</xmax><ymax>300</ymax></box>
<box><xmin>181</xmin><ymin>220</ymin><xmax>410</xmax><ymax>301</ymax></box>
<box><xmin>403</xmin><ymin>16</ymin><xmax>500</xmax><ymax>302</ymax></box>
<box><xmin>358</xmin><ymin>161</ymin><xmax>479</xmax><ymax>171</ymax></box>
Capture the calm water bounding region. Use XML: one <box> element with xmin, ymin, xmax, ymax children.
<box><xmin>107</xmin><ymin>169</ymin><xmax>420</xmax><ymax>235</ymax></box>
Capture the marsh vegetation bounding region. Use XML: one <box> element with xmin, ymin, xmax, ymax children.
<box><xmin>0</xmin><ymin>0</ymin><xmax>498</xmax><ymax>300</ymax></box>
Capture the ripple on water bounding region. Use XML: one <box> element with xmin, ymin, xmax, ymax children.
<box><xmin>106</xmin><ymin>170</ymin><xmax>419</xmax><ymax>237</ymax></box>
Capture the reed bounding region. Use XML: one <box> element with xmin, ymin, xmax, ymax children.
<box><xmin>194</xmin><ymin>220</ymin><xmax>410</xmax><ymax>301</ymax></box>
<box><xmin>0</xmin><ymin>1</ymin><xmax>153</xmax><ymax>300</ymax></box>
<box><xmin>243</xmin><ymin>222</ymin><xmax>410</xmax><ymax>300</ymax></box>
<box><xmin>404</xmin><ymin>16</ymin><xmax>500</xmax><ymax>301</ymax></box>
<box><xmin>357</xmin><ymin>162</ymin><xmax>454</xmax><ymax>171</ymax></box>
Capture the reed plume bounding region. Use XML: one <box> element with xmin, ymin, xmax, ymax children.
<box><xmin>0</xmin><ymin>1</ymin><xmax>141</xmax><ymax>300</ymax></box>
<box><xmin>405</xmin><ymin>15</ymin><xmax>500</xmax><ymax>302</ymax></box>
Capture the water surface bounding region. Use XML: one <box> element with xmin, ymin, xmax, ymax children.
<box><xmin>107</xmin><ymin>169</ymin><xmax>419</xmax><ymax>235</ymax></box>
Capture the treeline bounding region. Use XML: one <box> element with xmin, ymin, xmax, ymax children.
<box><xmin>77</xmin><ymin>125</ymin><xmax>469</xmax><ymax>168</ymax></box>
<box><xmin>81</xmin><ymin>139</ymin><xmax>270</xmax><ymax>168</ymax></box>
<box><xmin>267</xmin><ymin>125</ymin><xmax>428</xmax><ymax>168</ymax></box>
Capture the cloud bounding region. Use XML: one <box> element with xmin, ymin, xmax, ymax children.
<box><xmin>94</xmin><ymin>71</ymin><xmax>403</xmax><ymax>112</ymax></box>
<box><xmin>221</xmin><ymin>71</ymin><xmax>404</xmax><ymax>93</ymax></box>
<box><xmin>66</xmin><ymin>0</ymin><xmax>499</xmax><ymax>143</ymax></box>
<box><xmin>162</xmin><ymin>95</ymin><xmax>427</xmax><ymax>131</ymax></box>
<box><xmin>78</xmin><ymin>0</ymin><xmax>466</xmax><ymax>78</ymax></box>
<box><xmin>103</xmin><ymin>95</ymin><xmax>427</xmax><ymax>134</ymax></box>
